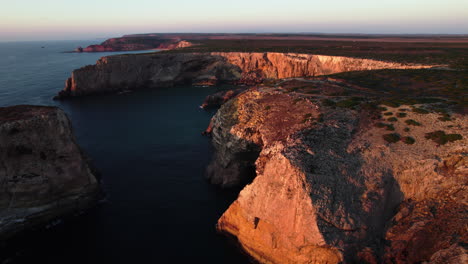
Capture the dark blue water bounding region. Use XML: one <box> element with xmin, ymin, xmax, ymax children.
<box><xmin>0</xmin><ymin>41</ymin><xmax>248</xmax><ymax>263</ymax></box>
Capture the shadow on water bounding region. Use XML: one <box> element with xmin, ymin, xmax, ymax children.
<box><xmin>2</xmin><ymin>86</ymin><xmax>251</xmax><ymax>263</ymax></box>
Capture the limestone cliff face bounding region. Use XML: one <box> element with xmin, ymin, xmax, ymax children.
<box><xmin>0</xmin><ymin>105</ymin><xmax>100</xmax><ymax>240</ymax></box>
<box><xmin>213</xmin><ymin>52</ymin><xmax>431</xmax><ymax>79</ymax></box>
<box><xmin>55</xmin><ymin>53</ymin><xmax>242</xmax><ymax>99</ymax></box>
<box><xmin>56</xmin><ymin>52</ymin><xmax>432</xmax><ymax>99</ymax></box>
<box><xmin>209</xmin><ymin>88</ymin><xmax>467</xmax><ymax>263</ymax></box>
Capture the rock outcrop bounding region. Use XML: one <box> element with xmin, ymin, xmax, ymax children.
<box><xmin>208</xmin><ymin>88</ymin><xmax>467</xmax><ymax>263</ymax></box>
<box><xmin>200</xmin><ymin>88</ymin><xmax>246</xmax><ymax>109</ymax></box>
<box><xmin>55</xmin><ymin>52</ymin><xmax>433</xmax><ymax>99</ymax></box>
<box><xmin>0</xmin><ymin>105</ymin><xmax>101</xmax><ymax>240</ymax></box>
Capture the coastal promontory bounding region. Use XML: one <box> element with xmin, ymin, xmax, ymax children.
<box><xmin>0</xmin><ymin>105</ymin><xmax>101</xmax><ymax>241</ymax></box>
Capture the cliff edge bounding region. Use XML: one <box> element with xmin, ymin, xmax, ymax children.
<box><xmin>55</xmin><ymin>52</ymin><xmax>434</xmax><ymax>99</ymax></box>
<box><xmin>0</xmin><ymin>105</ymin><xmax>101</xmax><ymax>240</ymax></box>
<box><xmin>208</xmin><ymin>88</ymin><xmax>467</xmax><ymax>263</ymax></box>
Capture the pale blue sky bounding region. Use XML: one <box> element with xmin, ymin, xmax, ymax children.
<box><xmin>0</xmin><ymin>0</ymin><xmax>467</xmax><ymax>41</ymax></box>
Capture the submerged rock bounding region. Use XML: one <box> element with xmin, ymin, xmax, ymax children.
<box><xmin>208</xmin><ymin>88</ymin><xmax>467</xmax><ymax>263</ymax></box>
<box><xmin>0</xmin><ymin>105</ymin><xmax>101</xmax><ymax>241</ymax></box>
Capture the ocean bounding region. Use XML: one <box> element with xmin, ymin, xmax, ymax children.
<box><xmin>0</xmin><ymin>41</ymin><xmax>249</xmax><ymax>263</ymax></box>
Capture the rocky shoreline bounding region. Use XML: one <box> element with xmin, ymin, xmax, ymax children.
<box><xmin>2</xmin><ymin>49</ymin><xmax>465</xmax><ymax>264</ymax></box>
<box><xmin>0</xmin><ymin>105</ymin><xmax>101</xmax><ymax>242</ymax></box>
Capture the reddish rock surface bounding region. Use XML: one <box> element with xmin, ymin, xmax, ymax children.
<box><xmin>207</xmin><ymin>88</ymin><xmax>467</xmax><ymax>263</ymax></box>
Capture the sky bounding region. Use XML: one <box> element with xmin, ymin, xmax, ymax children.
<box><xmin>0</xmin><ymin>0</ymin><xmax>467</xmax><ymax>41</ymax></box>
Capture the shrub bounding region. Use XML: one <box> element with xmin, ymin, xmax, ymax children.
<box><xmin>336</xmin><ymin>97</ymin><xmax>363</xmax><ymax>108</ymax></box>
<box><xmin>321</xmin><ymin>99</ymin><xmax>336</xmax><ymax>107</ymax></box>
<box><xmin>378</xmin><ymin>106</ymin><xmax>388</xmax><ymax>112</ymax></box>
<box><xmin>402</xmin><ymin>136</ymin><xmax>416</xmax><ymax>145</ymax></box>
<box><xmin>385</xmin><ymin>124</ymin><xmax>395</xmax><ymax>131</ymax></box>
<box><xmin>375</xmin><ymin>122</ymin><xmax>387</xmax><ymax>128</ymax></box>
<box><xmin>264</xmin><ymin>105</ymin><xmax>271</xmax><ymax>110</ymax></box>
<box><xmin>387</xmin><ymin>117</ymin><xmax>398</xmax><ymax>122</ymax></box>
<box><xmin>405</xmin><ymin>119</ymin><xmax>422</xmax><ymax>126</ymax></box>
<box><xmin>384</xmin><ymin>112</ymin><xmax>393</xmax><ymax>116</ymax></box>
<box><xmin>381</xmin><ymin>101</ymin><xmax>401</xmax><ymax>107</ymax></box>
<box><xmin>302</xmin><ymin>113</ymin><xmax>313</xmax><ymax>123</ymax></box>
<box><xmin>425</xmin><ymin>131</ymin><xmax>463</xmax><ymax>145</ymax></box>
<box><xmin>412</xmin><ymin>107</ymin><xmax>430</xmax><ymax>114</ymax></box>
<box><xmin>375</xmin><ymin>122</ymin><xmax>395</xmax><ymax>131</ymax></box>
<box><xmin>438</xmin><ymin>113</ymin><xmax>452</xmax><ymax>121</ymax></box>
<box><xmin>397</xmin><ymin>112</ymin><xmax>407</xmax><ymax>118</ymax></box>
<box><xmin>383</xmin><ymin>133</ymin><xmax>401</xmax><ymax>143</ymax></box>
<box><xmin>404</xmin><ymin>127</ymin><xmax>410</xmax><ymax>132</ymax></box>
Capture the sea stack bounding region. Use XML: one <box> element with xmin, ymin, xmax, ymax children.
<box><xmin>0</xmin><ymin>105</ymin><xmax>101</xmax><ymax>240</ymax></box>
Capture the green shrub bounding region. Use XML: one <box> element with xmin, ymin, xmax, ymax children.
<box><xmin>383</xmin><ymin>133</ymin><xmax>401</xmax><ymax>143</ymax></box>
<box><xmin>387</xmin><ymin>117</ymin><xmax>398</xmax><ymax>122</ymax></box>
<box><xmin>397</xmin><ymin>112</ymin><xmax>407</xmax><ymax>118</ymax></box>
<box><xmin>336</xmin><ymin>97</ymin><xmax>363</xmax><ymax>108</ymax></box>
<box><xmin>404</xmin><ymin>127</ymin><xmax>410</xmax><ymax>132</ymax></box>
<box><xmin>412</xmin><ymin>107</ymin><xmax>430</xmax><ymax>114</ymax></box>
<box><xmin>302</xmin><ymin>113</ymin><xmax>313</xmax><ymax>123</ymax></box>
<box><xmin>438</xmin><ymin>113</ymin><xmax>452</xmax><ymax>121</ymax></box>
<box><xmin>375</xmin><ymin>122</ymin><xmax>395</xmax><ymax>131</ymax></box>
<box><xmin>264</xmin><ymin>105</ymin><xmax>271</xmax><ymax>110</ymax></box>
<box><xmin>425</xmin><ymin>131</ymin><xmax>463</xmax><ymax>145</ymax></box>
<box><xmin>402</xmin><ymin>136</ymin><xmax>416</xmax><ymax>145</ymax></box>
<box><xmin>405</xmin><ymin>119</ymin><xmax>422</xmax><ymax>126</ymax></box>
<box><xmin>375</xmin><ymin>122</ymin><xmax>387</xmax><ymax>128</ymax></box>
<box><xmin>385</xmin><ymin>124</ymin><xmax>395</xmax><ymax>131</ymax></box>
<box><xmin>321</xmin><ymin>99</ymin><xmax>336</xmax><ymax>107</ymax></box>
<box><xmin>378</xmin><ymin>106</ymin><xmax>388</xmax><ymax>112</ymax></box>
<box><xmin>381</xmin><ymin>101</ymin><xmax>401</xmax><ymax>107</ymax></box>
<box><xmin>384</xmin><ymin>112</ymin><xmax>393</xmax><ymax>116</ymax></box>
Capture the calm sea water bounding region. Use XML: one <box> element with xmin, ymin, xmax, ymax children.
<box><xmin>0</xmin><ymin>41</ymin><xmax>248</xmax><ymax>263</ymax></box>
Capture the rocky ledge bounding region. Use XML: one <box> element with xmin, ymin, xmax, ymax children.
<box><xmin>207</xmin><ymin>88</ymin><xmax>467</xmax><ymax>263</ymax></box>
<box><xmin>54</xmin><ymin>52</ymin><xmax>434</xmax><ymax>99</ymax></box>
<box><xmin>0</xmin><ymin>105</ymin><xmax>101</xmax><ymax>241</ymax></box>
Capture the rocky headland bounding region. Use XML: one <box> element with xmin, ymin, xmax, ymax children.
<box><xmin>207</xmin><ymin>87</ymin><xmax>466</xmax><ymax>263</ymax></box>
<box><xmin>75</xmin><ymin>36</ymin><xmax>192</xmax><ymax>52</ymax></box>
<box><xmin>54</xmin><ymin>49</ymin><xmax>466</xmax><ymax>263</ymax></box>
<box><xmin>0</xmin><ymin>105</ymin><xmax>101</xmax><ymax>241</ymax></box>
<box><xmin>54</xmin><ymin>52</ymin><xmax>434</xmax><ymax>99</ymax></box>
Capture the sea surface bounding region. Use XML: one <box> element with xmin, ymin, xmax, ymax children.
<box><xmin>0</xmin><ymin>41</ymin><xmax>249</xmax><ymax>263</ymax></box>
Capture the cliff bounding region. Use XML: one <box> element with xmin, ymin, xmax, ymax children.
<box><xmin>208</xmin><ymin>88</ymin><xmax>467</xmax><ymax>263</ymax></box>
<box><xmin>75</xmin><ymin>36</ymin><xmax>193</xmax><ymax>52</ymax></box>
<box><xmin>0</xmin><ymin>105</ymin><xmax>101</xmax><ymax>240</ymax></box>
<box><xmin>55</xmin><ymin>52</ymin><xmax>433</xmax><ymax>99</ymax></box>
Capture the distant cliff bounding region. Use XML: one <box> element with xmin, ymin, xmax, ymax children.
<box><xmin>75</xmin><ymin>36</ymin><xmax>193</xmax><ymax>52</ymax></box>
<box><xmin>208</xmin><ymin>88</ymin><xmax>467</xmax><ymax>263</ymax></box>
<box><xmin>0</xmin><ymin>105</ymin><xmax>101</xmax><ymax>240</ymax></box>
<box><xmin>55</xmin><ymin>52</ymin><xmax>433</xmax><ymax>99</ymax></box>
